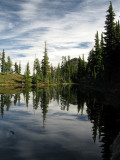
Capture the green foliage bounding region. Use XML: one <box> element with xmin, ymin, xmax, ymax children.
<box><xmin>104</xmin><ymin>2</ymin><xmax>116</xmax><ymax>51</ymax></box>
<box><xmin>14</xmin><ymin>62</ymin><xmax>19</xmax><ymax>74</ymax></box>
<box><xmin>104</xmin><ymin>2</ymin><xmax>116</xmax><ymax>83</ymax></box>
<box><xmin>33</xmin><ymin>58</ymin><xmax>42</xmax><ymax>83</ymax></box>
<box><xmin>55</xmin><ymin>64</ymin><xmax>61</xmax><ymax>83</ymax></box>
<box><xmin>60</xmin><ymin>56</ymin><xmax>78</xmax><ymax>83</ymax></box>
<box><xmin>1</xmin><ymin>49</ymin><xmax>6</xmax><ymax>73</ymax></box>
<box><xmin>87</xmin><ymin>1</ymin><xmax>120</xmax><ymax>86</ymax></box>
<box><xmin>87</xmin><ymin>32</ymin><xmax>103</xmax><ymax>81</ymax></box>
<box><xmin>18</xmin><ymin>62</ymin><xmax>21</xmax><ymax>74</ymax></box>
<box><xmin>77</xmin><ymin>55</ymin><xmax>86</xmax><ymax>82</ymax></box>
<box><xmin>41</xmin><ymin>42</ymin><xmax>50</xmax><ymax>82</ymax></box>
<box><xmin>24</xmin><ymin>62</ymin><xmax>32</xmax><ymax>84</ymax></box>
<box><xmin>6</xmin><ymin>56</ymin><xmax>13</xmax><ymax>73</ymax></box>
<box><xmin>0</xmin><ymin>2</ymin><xmax>119</xmax><ymax>87</ymax></box>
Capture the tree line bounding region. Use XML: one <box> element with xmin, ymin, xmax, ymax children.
<box><xmin>0</xmin><ymin>49</ymin><xmax>21</xmax><ymax>74</ymax></box>
<box><xmin>87</xmin><ymin>2</ymin><xmax>120</xmax><ymax>85</ymax></box>
<box><xmin>0</xmin><ymin>43</ymin><xmax>86</xmax><ymax>84</ymax></box>
<box><xmin>0</xmin><ymin>2</ymin><xmax>119</xmax><ymax>86</ymax></box>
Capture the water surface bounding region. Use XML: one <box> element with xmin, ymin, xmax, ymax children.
<box><xmin>0</xmin><ymin>85</ymin><xmax>120</xmax><ymax>160</ymax></box>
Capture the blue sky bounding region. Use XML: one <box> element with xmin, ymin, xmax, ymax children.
<box><xmin>0</xmin><ymin>0</ymin><xmax>120</xmax><ymax>73</ymax></box>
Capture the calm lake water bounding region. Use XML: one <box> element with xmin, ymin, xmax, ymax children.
<box><xmin>0</xmin><ymin>85</ymin><xmax>120</xmax><ymax>160</ymax></box>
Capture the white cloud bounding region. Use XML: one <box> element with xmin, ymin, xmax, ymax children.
<box><xmin>0</xmin><ymin>0</ymin><xmax>119</xmax><ymax>74</ymax></box>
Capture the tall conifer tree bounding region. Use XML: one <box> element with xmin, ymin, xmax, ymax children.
<box><xmin>24</xmin><ymin>62</ymin><xmax>31</xmax><ymax>84</ymax></box>
<box><xmin>18</xmin><ymin>62</ymin><xmax>21</xmax><ymax>74</ymax></box>
<box><xmin>104</xmin><ymin>1</ymin><xmax>116</xmax><ymax>82</ymax></box>
<box><xmin>6</xmin><ymin>56</ymin><xmax>12</xmax><ymax>73</ymax></box>
<box><xmin>1</xmin><ymin>49</ymin><xmax>6</xmax><ymax>73</ymax></box>
<box><xmin>41</xmin><ymin>42</ymin><xmax>50</xmax><ymax>82</ymax></box>
<box><xmin>14</xmin><ymin>62</ymin><xmax>19</xmax><ymax>74</ymax></box>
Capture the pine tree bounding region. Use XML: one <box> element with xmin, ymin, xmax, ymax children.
<box><xmin>61</xmin><ymin>56</ymin><xmax>67</xmax><ymax>82</ymax></box>
<box><xmin>94</xmin><ymin>31</ymin><xmax>100</xmax><ymax>55</ymax></box>
<box><xmin>14</xmin><ymin>62</ymin><xmax>19</xmax><ymax>74</ymax></box>
<box><xmin>99</xmin><ymin>33</ymin><xmax>105</xmax><ymax>80</ymax></box>
<box><xmin>56</xmin><ymin>64</ymin><xmax>61</xmax><ymax>83</ymax></box>
<box><xmin>94</xmin><ymin>32</ymin><xmax>102</xmax><ymax>78</ymax></box>
<box><xmin>6</xmin><ymin>56</ymin><xmax>12</xmax><ymax>73</ymax></box>
<box><xmin>18</xmin><ymin>62</ymin><xmax>21</xmax><ymax>74</ymax></box>
<box><xmin>33</xmin><ymin>58</ymin><xmax>41</xmax><ymax>83</ymax></box>
<box><xmin>24</xmin><ymin>62</ymin><xmax>31</xmax><ymax>84</ymax></box>
<box><xmin>41</xmin><ymin>42</ymin><xmax>50</xmax><ymax>82</ymax></box>
<box><xmin>77</xmin><ymin>56</ymin><xmax>82</xmax><ymax>82</ymax></box>
<box><xmin>104</xmin><ymin>1</ymin><xmax>116</xmax><ymax>83</ymax></box>
<box><xmin>104</xmin><ymin>2</ymin><xmax>115</xmax><ymax>52</ymax></box>
<box><xmin>77</xmin><ymin>55</ymin><xmax>86</xmax><ymax>82</ymax></box>
<box><xmin>50</xmin><ymin>64</ymin><xmax>54</xmax><ymax>83</ymax></box>
<box><xmin>81</xmin><ymin>54</ymin><xmax>86</xmax><ymax>77</ymax></box>
<box><xmin>100</xmin><ymin>33</ymin><xmax>104</xmax><ymax>56</ymax></box>
<box><xmin>87</xmin><ymin>49</ymin><xmax>95</xmax><ymax>79</ymax></box>
<box><xmin>1</xmin><ymin>49</ymin><xmax>6</xmax><ymax>73</ymax></box>
<box><xmin>114</xmin><ymin>20</ymin><xmax>120</xmax><ymax>82</ymax></box>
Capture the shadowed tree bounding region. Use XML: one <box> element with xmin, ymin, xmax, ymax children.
<box><xmin>103</xmin><ymin>1</ymin><xmax>116</xmax><ymax>83</ymax></box>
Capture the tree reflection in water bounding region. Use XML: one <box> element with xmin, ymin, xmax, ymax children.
<box><xmin>0</xmin><ymin>85</ymin><xmax>120</xmax><ymax>160</ymax></box>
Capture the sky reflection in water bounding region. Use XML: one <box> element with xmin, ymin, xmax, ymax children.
<box><xmin>0</xmin><ymin>86</ymin><xmax>116</xmax><ymax>160</ymax></box>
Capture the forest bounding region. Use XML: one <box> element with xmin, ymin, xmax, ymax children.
<box><xmin>0</xmin><ymin>2</ymin><xmax>120</xmax><ymax>88</ymax></box>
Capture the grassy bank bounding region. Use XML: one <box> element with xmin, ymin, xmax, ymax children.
<box><xmin>0</xmin><ymin>73</ymin><xmax>24</xmax><ymax>85</ymax></box>
<box><xmin>0</xmin><ymin>73</ymin><xmax>75</xmax><ymax>87</ymax></box>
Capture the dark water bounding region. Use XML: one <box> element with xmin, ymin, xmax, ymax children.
<box><xmin>0</xmin><ymin>85</ymin><xmax>120</xmax><ymax>160</ymax></box>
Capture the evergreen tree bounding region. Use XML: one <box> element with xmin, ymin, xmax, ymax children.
<box><xmin>100</xmin><ymin>32</ymin><xmax>104</xmax><ymax>56</ymax></box>
<box><xmin>14</xmin><ymin>62</ymin><xmax>19</xmax><ymax>74</ymax></box>
<box><xmin>60</xmin><ymin>56</ymin><xmax>72</xmax><ymax>82</ymax></box>
<box><xmin>113</xmin><ymin>20</ymin><xmax>120</xmax><ymax>82</ymax></box>
<box><xmin>87</xmin><ymin>49</ymin><xmax>95</xmax><ymax>79</ymax></box>
<box><xmin>77</xmin><ymin>56</ymin><xmax>82</xmax><ymax>82</ymax></box>
<box><xmin>32</xmin><ymin>72</ymin><xmax>39</xmax><ymax>84</ymax></box>
<box><xmin>24</xmin><ymin>62</ymin><xmax>31</xmax><ymax>84</ymax></box>
<box><xmin>104</xmin><ymin>1</ymin><xmax>116</xmax><ymax>83</ymax></box>
<box><xmin>61</xmin><ymin>56</ymin><xmax>67</xmax><ymax>82</ymax></box>
<box><xmin>50</xmin><ymin>64</ymin><xmax>54</xmax><ymax>83</ymax></box>
<box><xmin>56</xmin><ymin>64</ymin><xmax>61</xmax><ymax>83</ymax></box>
<box><xmin>81</xmin><ymin>54</ymin><xmax>86</xmax><ymax>77</ymax></box>
<box><xmin>94</xmin><ymin>31</ymin><xmax>100</xmax><ymax>54</ymax></box>
<box><xmin>1</xmin><ymin>49</ymin><xmax>6</xmax><ymax>73</ymax></box>
<box><xmin>67</xmin><ymin>56</ymin><xmax>71</xmax><ymax>82</ymax></box>
<box><xmin>87</xmin><ymin>32</ymin><xmax>104</xmax><ymax>81</ymax></box>
<box><xmin>41</xmin><ymin>42</ymin><xmax>50</xmax><ymax>82</ymax></box>
<box><xmin>33</xmin><ymin>58</ymin><xmax>41</xmax><ymax>75</ymax></box>
<box><xmin>18</xmin><ymin>62</ymin><xmax>21</xmax><ymax>74</ymax></box>
<box><xmin>94</xmin><ymin>32</ymin><xmax>103</xmax><ymax>78</ymax></box>
<box><xmin>33</xmin><ymin>58</ymin><xmax>41</xmax><ymax>83</ymax></box>
<box><xmin>99</xmin><ymin>33</ymin><xmax>105</xmax><ymax>80</ymax></box>
<box><xmin>6</xmin><ymin>56</ymin><xmax>12</xmax><ymax>73</ymax></box>
<box><xmin>77</xmin><ymin>55</ymin><xmax>86</xmax><ymax>82</ymax></box>
<box><xmin>104</xmin><ymin>2</ymin><xmax>115</xmax><ymax>52</ymax></box>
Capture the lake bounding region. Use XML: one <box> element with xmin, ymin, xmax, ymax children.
<box><xmin>0</xmin><ymin>85</ymin><xmax>120</xmax><ymax>160</ymax></box>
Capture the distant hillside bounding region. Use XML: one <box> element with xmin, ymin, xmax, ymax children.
<box><xmin>0</xmin><ymin>73</ymin><xmax>24</xmax><ymax>85</ymax></box>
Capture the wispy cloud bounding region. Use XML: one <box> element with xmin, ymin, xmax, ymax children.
<box><xmin>0</xmin><ymin>0</ymin><xmax>120</xmax><ymax>73</ymax></box>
